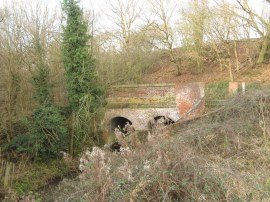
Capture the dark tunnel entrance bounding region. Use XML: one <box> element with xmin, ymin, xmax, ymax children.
<box><xmin>109</xmin><ymin>116</ymin><xmax>133</xmax><ymax>134</ymax></box>
<box><xmin>148</xmin><ymin>116</ymin><xmax>175</xmax><ymax>130</ymax></box>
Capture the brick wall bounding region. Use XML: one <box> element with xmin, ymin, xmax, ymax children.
<box><xmin>104</xmin><ymin>82</ymin><xmax>204</xmax><ymax>134</ymax></box>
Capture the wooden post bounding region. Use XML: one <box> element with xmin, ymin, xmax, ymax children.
<box><xmin>242</xmin><ymin>82</ymin><xmax>246</xmax><ymax>94</ymax></box>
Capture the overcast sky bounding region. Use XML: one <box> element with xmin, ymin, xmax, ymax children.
<box><xmin>0</xmin><ymin>0</ymin><xmax>266</xmax><ymax>14</ymax></box>
<box><xmin>0</xmin><ymin>0</ymin><xmax>268</xmax><ymax>34</ymax></box>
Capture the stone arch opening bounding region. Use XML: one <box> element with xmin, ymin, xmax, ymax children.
<box><xmin>148</xmin><ymin>116</ymin><xmax>175</xmax><ymax>130</ymax></box>
<box><xmin>109</xmin><ymin>116</ymin><xmax>133</xmax><ymax>134</ymax></box>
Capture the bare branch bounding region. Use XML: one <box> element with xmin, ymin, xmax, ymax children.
<box><xmin>235</xmin><ymin>0</ymin><xmax>269</xmax><ymax>37</ymax></box>
<box><xmin>105</xmin><ymin>0</ymin><xmax>142</xmax><ymax>51</ymax></box>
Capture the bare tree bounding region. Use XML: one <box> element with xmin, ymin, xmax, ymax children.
<box><xmin>235</xmin><ymin>0</ymin><xmax>270</xmax><ymax>64</ymax></box>
<box><xmin>147</xmin><ymin>0</ymin><xmax>181</xmax><ymax>75</ymax></box>
<box><xmin>206</xmin><ymin>1</ymin><xmax>243</xmax><ymax>81</ymax></box>
<box><xmin>180</xmin><ymin>0</ymin><xmax>209</xmax><ymax>73</ymax></box>
<box><xmin>96</xmin><ymin>0</ymin><xmax>161</xmax><ymax>84</ymax></box>
<box><xmin>0</xmin><ymin>0</ymin><xmax>61</xmax><ymax>141</ymax></box>
<box><xmin>105</xmin><ymin>0</ymin><xmax>142</xmax><ymax>82</ymax></box>
<box><xmin>105</xmin><ymin>0</ymin><xmax>142</xmax><ymax>52</ymax></box>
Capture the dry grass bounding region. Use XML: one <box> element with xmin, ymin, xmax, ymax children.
<box><xmin>0</xmin><ymin>163</ymin><xmax>15</xmax><ymax>195</ymax></box>
<box><xmin>38</xmin><ymin>90</ymin><xmax>270</xmax><ymax>201</ymax></box>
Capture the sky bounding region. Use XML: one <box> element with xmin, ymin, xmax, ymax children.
<box><xmin>0</xmin><ymin>0</ymin><xmax>268</xmax><ymax>37</ymax></box>
<box><xmin>0</xmin><ymin>0</ymin><xmax>266</xmax><ymax>22</ymax></box>
<box><xmin>0</xmin><ymin>0</ymin><xmax>266</xmax><ymax>14</ymax></box>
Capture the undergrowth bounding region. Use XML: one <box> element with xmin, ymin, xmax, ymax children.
<box><xmin>1</xmin><ymin>159</ymin><xmax>73</xmax><ymax>201</ymax></box>
<box><xmin>42</xmin><ymin>90</ymin><xmax>270</xmax><ymax>201</ymax></box>
<box><xmin>205</xmin><ymin>80</ymin><xmax>230</xmax><ymax>100</ymax></box>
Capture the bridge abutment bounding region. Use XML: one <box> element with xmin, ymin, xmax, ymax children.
<box><xmin>103</xmin><ymin>82</ymin><xmax>205</xmax><ymax>141</ymax></box>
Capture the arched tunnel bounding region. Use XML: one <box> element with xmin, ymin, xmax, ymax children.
<box><xmin>148</xmin><ymin>116</ymin><xmax>175</xmax><ymax>130</ymax></box>
<box><xmin>104</xmin><ymin>82</ymin><xmax>205</xmax><ymax>146</ymax></box>
<box><xmin>109</xmin><ymin>116</ymin><xmax>133</xmax><ymax>134</ymax></box>
<box><xmin>108</xmin><ymin>115</ymin><xmax>175</xmax><ymax>133</ymax></box>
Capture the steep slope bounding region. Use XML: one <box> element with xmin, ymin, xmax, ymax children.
<box><xmin>143</xmin><ymin>63</ymin><xmax>270</xmax><ymax>85</ymax></box>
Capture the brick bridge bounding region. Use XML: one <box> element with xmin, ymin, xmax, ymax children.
<box><xmin>103</xmin><ymin>82</ymin><xmax>205</xmax><ymax>135</ymax></box>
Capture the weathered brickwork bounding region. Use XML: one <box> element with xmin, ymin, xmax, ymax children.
<box><xmin>104</xmin><ymin>82</ymin><xmax>205</xmax><ymax>134</ymax></box>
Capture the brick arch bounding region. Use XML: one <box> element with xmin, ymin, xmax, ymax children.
<box><xmin>104</xmin><ymin>108</ymin><xmax>180</xmax><ymax>132</ymax></box>
<box><xmin>108</xmin><ymin>116</ymin><xmax>133</xmax><ymax>133</ymax></box>
<box><xmin>148</xmin><ymin>115</ymin><xmax>175</xmax><ymax>130</ymax></box>
<box><xmin>103</xmin><ymin>82</ymin><xmax>205</xmax><ymax>137</ymax></box>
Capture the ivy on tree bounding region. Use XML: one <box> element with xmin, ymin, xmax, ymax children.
<box><xmin>61</xmin><ymin>0</ymin><xmax>105</xmax><ymax>154</ymax></box>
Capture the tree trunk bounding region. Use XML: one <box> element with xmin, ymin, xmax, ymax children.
<box><xmin>234</xmin><ymin>41</ymin><xmax>239</xmax><ymax>71</ymax></box>
<box><xmin>228</xmin><ymin>58</ymin><xmax>234</xmax><ymax>82</ymax></box>
<box><xmin>93</xmin><ymin>120</ymin><xmax>99</xmax><ymax>145</ymax></box>
<box><xmin>69</xmin><ymin>111</ymin><xmax>75</xmax><ymax>156</ymax></box>
<box><xmin>196</xmin><ymin>57</ymin><xmax>203</xmax><ymax>74</ymax></box>
<box><xmin>218</xmin><ymin>58</ymin><xmax>223</xmax><ymax>72</ymax></box>
<box><xmin>169</xmin><ymin>49</ymin><xmax>181</xmax><ymax>76</ymax></box>
<box><xmin>226</xmin><ymin>44</ymin><xmax>234</xmax><ymax>82</ymax></box>
<box><xmin>257</xmin><ymin>39</ymin><xmax>268</xmax><ymax>64</ymax></box>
